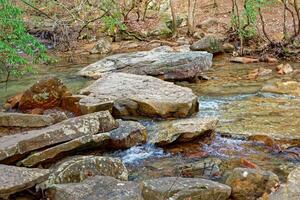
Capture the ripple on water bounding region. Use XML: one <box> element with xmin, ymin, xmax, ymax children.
<box><xmin>111</xmin><ymin>143</ymin><xmax>167</xmax><ymax>165</ymax></box>
<box><xmin>197</xmin><ymin>94</ymin><xmax>255</xmax><ymax>118</ymax></box>
<box><xmin>203</xmin><ymin>134</ymin><xmax>257</xmax><ymax>158</ymax></box>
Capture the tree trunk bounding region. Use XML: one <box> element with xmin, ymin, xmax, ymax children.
<box><xmin>170</xmin><ymin>0</ymin><xmax>177</xmax><ymax>35</ymax></box>
<box><xmin>188</xmin><ymin>0</ymin><xmax>197</xmax><ymax>35</ymax></box>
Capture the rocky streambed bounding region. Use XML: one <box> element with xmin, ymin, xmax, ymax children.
<box><xmin>0</xmin><ymin>46</ymin><xmax>300</xmax><ymax>200</ymax></box>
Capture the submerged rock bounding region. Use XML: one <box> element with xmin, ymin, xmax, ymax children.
<box><xmin>46</xmin><ymin>176</ymin><xmax>143</xmax><ymax>200</ymax></box>
<box><xmin>19</xmin><ymin>120</ymin><xmax>146</xmax><ymax>167</ymax></box>
<box><xmin>269</xmin><ymin>166</ymin><xmax>300</xmax><ymax>200</ymax></box>
<box><xmin>248</xmin><ymin>68</ymin><xmax>272</xmax><ymax>79</ymax></box>
<box><xmin>230</xmin><ymin>57</ymin><xmax>259</xmax><ymax>64</ymax></box>
<box><xmin>45</xmin><ymin>156</ymin><xmax>128</xmax><ymax>186</ymax></box>
<box><xmin>78</xmin><ymin>46</ymin><xmax>212</xmax><ymax>82</ymax></box>
<box><xmin>80</xmin><ymin>73</ymin><xmax>199</xmax><ymax>119</ymax></box>
<box><xmin>0</xmin><ymin>164</ymin><xmax>50</xmax><ymax>199</ymax></box>
<box><xmin>175</xmin><ymin>157</ymin><xmax>222</xmax><ymax>178</ymax></box>
<box><xmin>0</xmin><ymin>111</ymin><xmax>117</xmax><ymax>163</ymax></box>
<box><xmin>261</xmin><ymin>81</ymin><xmax>300</xmax><ymax>96</ymax></box>
<box><xmin>142</xmin><ymin>177</ymin><xmax>231</xmax><ymax>200</ymax></box>
<box><xmin>18</xmin><ymin>77</ymin><xmax>68</xmax><ymax>111</ymax></box>
<box><xmin>0</xmin><ymin>112</ymin><xmax>55</xmax><ymax>127</ymax></box>
<box><xmin>149</xmin><ymin>118</ymin><xmax>218</xmax><ymax>146</ymax></box>
<box><xmin>225</xmin><ymin>168</ymin><xmax>279</xmax><ymax>200</ymax></box>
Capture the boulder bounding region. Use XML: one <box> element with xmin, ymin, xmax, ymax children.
<box><xmin>46</xmin><ymin>176</ymin><xmax>143</xmax><ymax>200</ymax></box>
<box><xmin>222</xmin><ymin>43</ymin><xmax>235</xmax><ymax>53</ymax></box>
<box><xmin>269</xmin><ymin>166</ymin><xmax>300</xmax><ymax>200</ymax></box>
<box><xmin>149</xmin><ymin>118</ymin><xmax>218</xmax><ymax>146</ymax></box>
<box><xmin>0</xmin><ymin>112</ymin><xmax>55</xmax><ymax>127</ymax></box>
<box><xmin>230</xmin><ymin>57</ymin><xmax>259</xmax><ymax>64</ymax></box>
<box><xmin>79</xmin><ymin>97</ymin><xmax>113</xmax><ymax>114</ymax></box>
<box><xmin>0</xmin><ymin>111</ymin><xmax>117</xmax><ymax>163</ymax></box>
<box><xmin>190</xmin><ymin>35</ymin><xmax>222</xmax><ymax>53</ymax></box>
<box><xmin>19</xmin><ymin>120</ymin><xmax>146</xmax><ymax>167</ymax></box>
<box><xmin>225</xmin><ymin>168</ymin><xmax>279</xmax><ymax>200</ymax></box>
<box><xmin>142</xmin><ymin>177</ymin><xmax>231</xmax><ymax>200</ymax></box>
<box><xmin>45</xmin><ymin>156</ymin><xmax>128</xmax><ymax>186</ymax></box>
<box><xmin>261</xmin><ymin>81</ymin><xmax>300</xmax><ymax>96</ymax></box>
<box><xmin>18</xmin><ymin>77</ymin><xmax>68</xmax><ymax>111</ymax></box>
<box><xmin>78</xmin><ymin>46</ymin><xmax>213</xmax><ymax>82</ymax></box>
<box><xmin>90</xmin><ymin>38</ymin><xmax>112</xmax><ymax>54</ymax></box>
<box><xmin>80</xmin><ymin>73</ymin><xmax>199</xmax><ymax>119</ymax></box>
<box><xmin>0</xmin><ymin>164</ymin><xmax>50</xmax><ymax>199</ymax></box>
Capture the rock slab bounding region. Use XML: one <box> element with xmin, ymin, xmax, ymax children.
<box><xmin>142</xmin><ymin>177</ymin><xmax>231</xmax><ymax>200</ymax></box>
<box><xmin>80</xmin><ymin>73</ymin><xmax>199</xmax><ymax>119</ymax></box>
<box><xmin>78</xmin><ymin>46</ymin><xmax>213</xmax><ymax>81</ymax></box>
<box><xmin>0</xmin><ymin>164</ymin><xmax>50</xmax><ymax>199</ymax></box>
<box><xmin>0</xmin><ymin>112</ymin><xmax>55</xmax><ymax>127</ymax></box>
<box><xmin>47</xmin><ymin>176</ymin><xmax>143</xmax><ymax>200</ymax></box>
<box><xmin>45</xmin><ymin>156</ymin><xmax>128</xmax><ymax>186</ymax></box>
<box><xmin>19</xmin><ymin>120</ymin><xmax>147</xmax><ymax>167</ymax></box>
<box><xmin>0</xmin><ymin>111</ymin><xmax>117</xmax><ymax>163</ymax></box>
<box><xmin>149</xmin><ymin>118</ymin><xmax>218</xmax><ymax>146</ymax></box>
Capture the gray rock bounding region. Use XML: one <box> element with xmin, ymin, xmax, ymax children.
<box><xmin>45</xmin><ymin>156</ymin><xmax>128</xmax><ymax>186</ymax></box>
<box><xmin>225</xmin><ymin>168</ymin><xmax>279</xmax><ymax>200</ymax></box>
<box><xmin>190</xmin><ymin>35</ymin><xmax>222</xmax><ymax>53</ymax></box>
<box><xmin>19</xmin><ymin>120</ymin><xmax>147</xmax><ymax>167</ymax></box>
<box><xmin>269</xmin><ymin>166</ymin><xmax>300</xmax><ymax>200</ymax></box>
<box><xmin>46</xmin><ymin>176</ymin><xmax>143</xmax><ymax>200</ymax></box>
<box><xmin>0</xmin><ymin>111</ymin><xmax>117</xmax><ymax>163</ymax></box>
<box><xmin>90</xmin><ymin>38</ymin><xmax>112</xmax><ymax>54</ymax></box>
<box><xmin>0</xmin><ymin>164</ymin><xmax>50</xmax><ymax>199</ymax></box>
<box><xmin>0</xmin><ymin>112</ymin><xmax>55</xmax><ymax>127</ymax></box>
<box><xmin>149</xmin><ymin>118</ymin><xmax>218</xmax><ymax>146</ymax></box>
<box><xmin>80</xmin><ymin>73</ymin><xmax>199</xmax><ymax>119</ymax></box>
<box><xmin>142</xmin><ymin>177</ymin><xmax>231</xmax><ymax>200</ymax></box>
<box><xmin>78</xmin><ymin>46</ymin><xmax>213</xmax><ymax>82</ymax></box>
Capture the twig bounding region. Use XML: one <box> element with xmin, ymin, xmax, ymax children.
<box><xmin>20</xmin><ymin>0</ymin><xmax>53</xmax><ymax>20</ymax></box>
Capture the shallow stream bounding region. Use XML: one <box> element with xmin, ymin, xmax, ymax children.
<box><xmin>1</xmin><ymin>53</ymin><xmax>300</xmax><ymax>183</ymax></box>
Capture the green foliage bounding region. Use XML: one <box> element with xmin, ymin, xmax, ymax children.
<box><xmin>0</xmin><ymin>0</ymin><xmax>48</xmax><ymax>83</ymax></box>
<box><xmin>231</xmin><ymin>0</ymin><xmax>271</xmax><ymax>39</ymax></box>
<box><xmin>99</xmin><ymin>0</ymin><xmax>127</xmax><ymax>36</ymax></box>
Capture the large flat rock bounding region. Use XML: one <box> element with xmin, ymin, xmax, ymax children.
<box><xmin>20</xmin><ymin>120</ymin><xmax>147</xmax><ymax>167</ymax></box>
<box><xmin>46</xmin><ymin>176</ymin><xmax>143</xmax><ymax>200</ymax></box>
<box><xmin>0</xmin><ymin>112</ymin><xmax>55</xmax><ymax>127</ymax></box>
<box><xmin>78</xmin><ymin>46</ymin><xmax>212</xmax><ymax>81</ymax></box>
<box><xmin>0</xmin><ymin>164</ymin><xmax>50</xmax><ymax>199</ymax></box>
<box><xmin>80</xmin><ymin>73</ymin><xmax>199</xmax><ymax>119</ymax></box>
<box><xmin>142</xmin><ymin>177</ymin><xmax>231</xmax><ymax>200</ymax></box>
<box><xmin>0</xmin><ymin>111</ymin><xmax>117</xmax><ymax>163</ymax></box>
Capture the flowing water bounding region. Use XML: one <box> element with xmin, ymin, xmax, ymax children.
<box><xmin>1</xmin><ymin>53</ymin><xmax>300</xmax><ymax>182</ymax></box>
